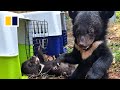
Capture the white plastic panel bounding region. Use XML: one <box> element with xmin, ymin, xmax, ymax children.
<box><xmin>21</xmin><ymin>11</ymin><xmax>62</xmax><ymax>36</ymax></box>
<box><xmin>0</xmin><ymin>11</ymin><xmax>19</xmax><ymax>56</ymax></box>
<box><xmin>0</xmin><ymin>25</ymin><xmax>18</xmax><ymax>56</ymax></box>
<box><xmin>17</xmin><ymin>19</ymin><xmax>26</xmax><ymax>44</ymax></box>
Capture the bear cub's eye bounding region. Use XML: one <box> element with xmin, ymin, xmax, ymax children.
<box><xmin>88</xmin><ymin>28</ymin><xmax>94</xmax><ymax>34</ymax></box>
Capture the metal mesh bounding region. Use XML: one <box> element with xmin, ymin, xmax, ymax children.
<box><xmin>24</xmin><ymin>20</ymin><xmax>48</xmax><ymax>59</ymax></box>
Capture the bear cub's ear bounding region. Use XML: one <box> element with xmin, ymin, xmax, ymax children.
<box><xmin>68</xmin><ymin>11</ymin><xmax>79</xmax><ymax>20</ymax></box>
<box><xmin>99</xmin><ymin>11</ymin><xmax>115</xmax><ymax>20</ymax></box>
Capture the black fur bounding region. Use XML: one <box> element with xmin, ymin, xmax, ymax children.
<box><xmin>42</xmin><ymin>61</ymin><xmax>76</xmax><ymax>77</ymax></box>
<box><xmin>21</xmin><ymin>56</ymin><xmax>40</xmax><ymax>75</ymax></box>
<box><xmin>37</xmin><ymin>47</ymin><xmax>76</xmax><ymax>77</ymax></box>
<box><xmin>21</xmin><ymin>51</ymin><xmax>76</xmax><ymax>77</ymax></box>
<box><xmin>68</xmin><ymin>11</ymin><xmax>79</xmax><ymax>24</ymax></box>
<box><xmin>56</xmin><ymin>11</ymin><xmax>114</xmax><ymax>79</ymax></box>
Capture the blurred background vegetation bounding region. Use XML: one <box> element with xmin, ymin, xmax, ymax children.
<box><xmin>116</xmin><ymin>11</ymin><xmax>120</xmax><ymax>23</ymax></box>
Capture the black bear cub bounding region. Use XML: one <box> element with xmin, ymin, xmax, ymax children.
<box><xmin>21</xmin><ymin>56</ymin><xmax>40</xmax><ymax>75</ymax></box>
<box><xmin>56</xmin><ymin>11</ymin><xmax>114</xmax><ymax>79</ymax></box>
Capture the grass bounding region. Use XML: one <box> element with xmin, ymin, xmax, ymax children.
<box><xmin>109</xmin><ymin>44</ymin><xmax>120</xmax><ymax>61</ymax></box>
<box><xmin>116</xmin><ymin>11</ymin><xmax>120</xmax><ymax>23</ymax></box>
<box><xmin>66</xmin><ymin>47</ymin><xmax>73</xmax><ymax>53</ymax></box>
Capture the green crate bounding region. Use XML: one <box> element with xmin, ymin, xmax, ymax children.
<box><xmin>0</xmin><ymin>55</ymin><xmax>22</xmax><ymax>79</ymax></box>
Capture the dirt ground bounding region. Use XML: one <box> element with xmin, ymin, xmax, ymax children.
<box><xmin>107</xmin><ymin>24</ymin><xmax>120</xmax><ymax>79</ymax></box>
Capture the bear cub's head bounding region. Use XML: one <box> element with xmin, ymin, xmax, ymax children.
<box><xmin>69</xmin><ymin>11</ymin><xmax>114</xmax><ymax>50</ymax></box>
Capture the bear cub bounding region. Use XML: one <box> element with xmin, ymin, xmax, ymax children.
<box><xmin>56</xmin><ymin>11</ymin><xmax>114</xmax><ymax>79</ymax></box>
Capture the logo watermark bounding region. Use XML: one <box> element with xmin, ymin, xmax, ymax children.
<box><xmin>4</xmin><ymin>16</ymin><xmax>19</xmax><ymax>27</ymax></box>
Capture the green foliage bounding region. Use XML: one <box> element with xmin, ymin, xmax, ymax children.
<box><xmin>114</xmin><ymin>51</ymin><xmax>120</xmax><ymax>61</ymax></box>
<box><xmin>66</xmin><ymin>47</ymin><xmax>73</xmax><ymax>53</ymax></box>
<box><xmin>109</xmin><ymin>44</ymin><xmax>120</xmax><ymax>61</ymax></box>
<box><xmin>113</xmin><ymin>49</ymin><xmax>120</xmax><ymax>62</ymax></box>
<box><xmin>116</xmin><ymin>11</ymin><xmax>120</xmax><ymax>23</ymax></box>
